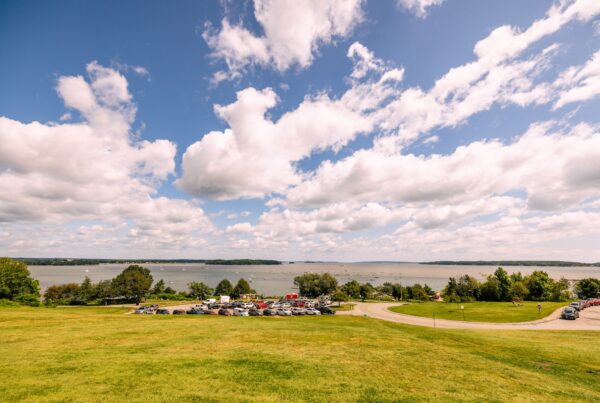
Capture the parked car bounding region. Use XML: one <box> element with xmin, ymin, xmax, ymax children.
<box><xmin>561</xmin><ymin>307</ymin><xmax>579</xmax><ymax>320</ymax></box>
<box><xmin>318</xmin><ymin>306</ymin><xmax>335</xmax><ymax>315</ymax></box>
<box><xmin>218</xmin><ymin>308</ymin><xmax>232</xmax><ymax>316</ymax></box>
<box><xmin>305</xmin><ymin>308</ymin><xmax>321</xmax><ymax>315</ymax></box>
<box><xmin>133</xmin><ymin>307</ymin><xmax>146</xmax><ymax>314</ymax></box>
<box><xmin>233</xmin><ymin>308</ymin><xmax>249</xmax><ymax>316</ymax></box>
<box><xmin>249</xmin><ymin>309</ymin><xmax>263</xmax><ymax>316</ymax></box>
<box><xmin>156</xmin><ymin>308</ymin><xmax>170</xmax><ymax>315</ymax></box>
<box><xmin>292</xmin><ymin>308</ymin><xmax>306</xmax><ymax>316</ymax></box>
<box><xmin>202</xmin><ymin>309</ymin><xmax>218</xmax><ymax>315</ymax></box>
<box><xmin>186</xmin><ymin>308</ymin><xmax>203</xmax><ymax>315</ymax></box>
<box><xmin>173</xmin><ymin>309</ymin><xmax>186</xmax><ymax>315</ymax></box>
<box><xmin>569</xmin><ymin>301</ymin><xmax>582</xmax><ymax>311</ymax></box>
<box><xmin>277</xmin><ymin>308</ymin><xmax>293</xmax><ymax>316</ymax></box>
<box><xmin>263</xmin><ymin>308</ymin><xmax>277</xmax><ymax>316</ymax></box>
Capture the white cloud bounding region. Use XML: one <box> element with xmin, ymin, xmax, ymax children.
<box><xmin>553</xmin><ymin>50</ymin><xmax>600</xmax><ymax>109</ymax></box>
<box><xmin>396</xmin><ymin>0</ymin><xmax>444</xmax><ymax>18</ymax></box>
<box><xmin>0</xmin><ymin>62</ymin><xmax>212</xmax><ymax>249</ymax></box>
<box><xmin>204</xmin><ymin>0</ymin><xmax>364</xmax><ymax>82</ymax></box>
<box><xmin>177</xmin><ymin>86</ymin><xmax>372</xmax><ymax>199</ymax></box>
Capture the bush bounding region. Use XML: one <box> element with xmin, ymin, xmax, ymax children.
<box><xmin>0</xmin><ymin>257</ymin><xmax>40</xmax><ymax>305</ymax></box>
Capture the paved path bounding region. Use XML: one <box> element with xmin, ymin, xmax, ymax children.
<box><xmin>338</xmin><ymin>303</ymin><xmax>600</xmax><ymax>330</ymax></box>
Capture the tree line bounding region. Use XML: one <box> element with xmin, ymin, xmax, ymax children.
<box><xmin>443</xmin><ymin>267</ymin><xmax>600</xmax><ymax>302</ymax></box>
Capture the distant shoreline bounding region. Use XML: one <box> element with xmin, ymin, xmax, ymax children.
<box><xmin>421</xmin><ymin>260</ymin><xmax>600</xmax><ymax>267</ymax></box>
<box><xmin>15</xmin><ymin>258</ymin><xmax>282</xmax><ymax>266</ymax></box>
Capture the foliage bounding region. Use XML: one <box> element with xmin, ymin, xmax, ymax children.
<box><xmin>214</xmin><ymin>279</ymin><xmax>233</xmax><ymax>296</ymax></box>
<box><xmin>293</xmin><ymin>273</ymin><xmax>338</xmax><ymax>298</ymax></box>
<box><xmin>444</xmin><ymin>275</ymin><xmax>480</xmax><ymax>302</ymax></box>
<box><xmin>0</xmin><ymin>257</ymin><xmax>40</xmax><ymax>305</ymax></box>
<box><xmin>152</xmin><ymin>279</ymin><xmax>166</xmax><ymax>295</ymax></box>
<box><xmin>188</xmin><ymin>282</ymin><xmax>213</xmax><ymax>300</ymax></box>
<box><xmin>331</xmin><ymin>290</ymin><xmax>349</xmax><ymax>302</ymax></box>
<box><xmin>575</xmin><ymin>278</ymin><xmax>600</xmax><ymax>299</ymax></box>
<box><xmin>231</xmin><ymin>278</ymin><xmax>255</xmax><ymax>298</ymax></box>
<box><xmin>341</xmin><ymin>280</ymin><xmax>361</xmax><ymax>299</ymax></box>
<box><xmin>110</xmin><ymin>265</ymin><xmax>153</xmax><ymax>303</ymax></box>
<box><xmin>44</xmin><ymin>283</ymin><xmax>82</xmax><ymax>305</ymax></box>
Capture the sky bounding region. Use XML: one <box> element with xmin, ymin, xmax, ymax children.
<box><xmin>1</xmin><ymin>0</ymin><xmax>600</xmax><ymax>262</ymax></box>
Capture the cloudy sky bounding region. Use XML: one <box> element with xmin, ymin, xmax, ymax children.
<box><xmin>1</xmin><ymin>0</ymin><xmax>600</xmax><ymax>261</ymax></box>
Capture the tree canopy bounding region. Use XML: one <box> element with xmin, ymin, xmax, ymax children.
<box><xmin>110</xmin><ymin>265</ymin><xmax>153</xmax><ymax>303</ymax></box>
<box><xmin>0</xmin><ymin>257</ymin><xmax>40</xmax><ymax>305</ymax></box>
<box><xmin>214</xmin><ymin>279</ymin><xmax>233</xmax><ymax>296</ymax></box>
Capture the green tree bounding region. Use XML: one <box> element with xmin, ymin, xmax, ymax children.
<box><xmin>454</xmin><ymin>275</ymin><xmax>480</xmax><ymax>302</ymax></box>
<box><xmin>358</xmin><ymin>283</ymin><xmax>375</xmax><ymax>301</ymax></box>
<box><xmin>152</xmin><ymin>279</ymin><xmax>166</xmax><ymax>295</ymax></box>
<box><xmin>293</xmin><ymin>273</ymin><xmax>338</xmax><ymax>298</ymax></box>
<box><xmin>0</xmin><ymin>257</ymin><xmax>40</xmax><ymax>305</ymax></box>
<box><xmin>93</xmin><ymin>280</ymin><xmax>113</xmax><ymax>299</ymax></box>
<box><xmin>391</xmin><ymin>284</ymin><xmax>404</xmax><ymax>301</ymax></box>
<box><xmin>410</xmin><ymin>283</ymin><xmax>430</xmax><ymax>301</ymax></box>
<box><xmin>480</xmin><ymin>277</ymin><xmax>501</xmax><ymax>301</ymax></box>
<box><xmin>188</xmin><ymin>282</ymin><xmax>214</xmax><ymax>300</ymax></box>
<box><xmin>494</xmin><ymin>267</ymin><xmax>512</xmax><ymax>301</ymax></box>
<box><xmin>341</xmin><ymin>280</ymin><xmax>361</xmax><ymax>299</ymax></box>
<box><xmin>575</xmin><ymin>278</ymin><xmax>600</xmax><ymax>299</ymax></box>
<box><xmin>549</xmin><ymin>278</ymin><xmax>571</xmax><ymax>302</ymax></box>
<box><xmin>74</xmin><ymin>276</ymin><xmax>94</xmax><ymax>304</ymax></box>
<box><xmin>214</xmin><ymin>279</ymin><xmax>233</xmax><ymax>296</ymax></box>
<box><xmin>509</xmin><ymin>281</ymin><xmax>529</xmax><ymax>301</ymax></box>
<box><xmin>111</xmin><ymin>265</ymin><xmax>153</xmax><ymax>303</ymax></box>
<box><xmin>231</xmin><ymin>278</ymin><xmax>255</xmax><ymax>298</ymax></box>
<box><xmin>524</xmin><ymin>271</ymin><xmax>553</xmax><ymax>301</ymax></box>
<box><xmin>43</xmin><ymin>283</ymin><xmax>81</xmax><ymax>305</ymax></box>
<box><xmin>331</xmin><ymin>290</ymin><xmax>349</xmax><ymax>302</ymax></box>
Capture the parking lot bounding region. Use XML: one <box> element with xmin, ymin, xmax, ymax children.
<box><xmin>131</xmin><ymin>298</ymin><xmax>336</xmax><ymax>317</ymax></box>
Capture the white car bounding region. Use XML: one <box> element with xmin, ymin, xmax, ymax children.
<box><xmin>270</xmin><ymin>303</ymin><xmax>282</xmax><ymax>309</ymax></box>
<box><xmin>277</xmin><ymin>308</ymin><xmax>293</xmax><ymax>316</ymax></box>
<box><xmin>305</xmin><ymin>308</ymin><xmax>321</xmax><ymax>315</ymax></box>
<box><xmin>233</xmin><ymin>308</ymin><xmax>249</xmax><ymax>317</ymax></box>
<box><xmin>241</xmin><ymin>302</ymin><xmax>254</xmax><ymax>309</ymax></box>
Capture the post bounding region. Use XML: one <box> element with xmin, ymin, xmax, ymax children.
<box><xmin>537</xmin><ymin>303</ymin><xmax>542</xmax><ymax>318</ymax></box>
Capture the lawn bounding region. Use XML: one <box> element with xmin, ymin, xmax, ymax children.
<box><xmin>388</xmin><ymin>301</ymin><xmax>567</xmax><ymax>323</ymax></box>
<box><xmin>1</xmin><ymin>306</ymin><xmax>599</xmax><ymax>402</ymax></box>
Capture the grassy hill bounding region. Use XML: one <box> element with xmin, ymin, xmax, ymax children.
<box><xmin>1</xmin><ymin>306</ymin><xmax>599</xmax><ymax>402</ymax></box>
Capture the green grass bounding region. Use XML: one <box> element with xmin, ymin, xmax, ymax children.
<box><xmin>1</xmin><ymin>306</ymin><xmax>599</xmax><ymax>402</ymax></box>
<box><xmin>389</xmin><ymin>301</ymin><xmax>567</xmax><ymax>323</ymax></box>
<box><xmin>332</xmin><ymin>303</ymin><xmax>355</xmax><ymax>311</ymax></box>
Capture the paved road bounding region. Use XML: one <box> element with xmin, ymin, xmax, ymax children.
<box><xmin>338</xmin><ymin>303</ymin><xmax>600</xmax><ymax>330</ymax></box>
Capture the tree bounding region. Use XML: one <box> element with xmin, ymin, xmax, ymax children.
<box><xmin>575</xmin><ymin>278</ymin><xmax>600</xmax><ymax>299</ymax></box>
<box><xmin>231</xmin><ymin>278</ymin><xmax>255</xmax><ymax>298</ymax></box>
<box><xmin>44</xmin><ymin>283</ymin><xmax>81</xmax><ymax>305</ymax></box>
<box><xmin>410</xmin><ymin>283</ymin><xmax>430</xmax><ymax>301</ymax></box>
<box><xmin>331</xmin><ymin>290</ymin><xmax>349</xmax><ymax>302</ymax></box>
<box><xmin>74</xmin><ymin>276</ymin><xmax>94</xmax><ymax>304</ymax></box>
<box><xmin>188</xmin><ymin>282</ymin><xmax>213</xmax><ymax>300</ymax></box>
<box><xmin>524</xmin><ymin>271</ymin><xmax>553</xmax><ymax>301</ymax></box>
<box><xmin>0</xmin><ymin>257</ymin><xmax>40</xmax><ymax>305</ymax></box>
<box><xmin>549</xmin><ymin>278</ymin><xmax>571</xmax><ymax>302</ymax></box>
<box><xmin>293</xmin><ymin>273</ymin><xmax>338</xmax><ymax>298</ymax></box>
<box><xmin>358</xmin><ymin>283</ymin><xmax>375</xmax><ymax>301</ymax></box>
<box><xmin>93</xmin><ymin>280</ymin><xmax>113</xmax><ymax>299</ymax></box>
<box><xmin>509</xmin><ymin>281</ymin><xmax>529</xmax><ymax>301</ymax></box>
<box><xmin>214</xmin><ymin>279</ymin><xmax>233</xmax><ymax>296</ymax></box>
<box><xmin>341</xmin><ymin>280</ymin><xmax>361</xmax><ymax>299</ymax></box>
<box><xmin>493</xmin><ymin>267</ymin><xmax>512</xmax><ymax>301</ymax></box>
<box><xmin>480</xmin><ymin>277</ymin><xmax>501</xmax><ymax>301</ymax></box>
<box><xmin>152</xmin><ymin>279</ymin><xmax>166</xmax><ymax>295</ymax></box>
<box><xmin>111</xmin><ymin>265</ymin><xmax>153</xmax><ymax>303</ymax></box>
<box><xmin>391</xmin><ymin>284</ymin><xmax>404</xmax><ymax>301</ymax></box>
<box><xmin>454</xmin><ymin>275</ymin><xmax>480</xmax><ymax>302</ymax></box>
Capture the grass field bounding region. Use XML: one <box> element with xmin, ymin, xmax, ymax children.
<box><xmin>1</xmin><ymin>306</ymin><xmax>599</xmax><ymax>402</ymax></box>
<box><xmin>388</xmin><ymin>301</ymin><xmax>567</xmax><ymax>323</ymax></box>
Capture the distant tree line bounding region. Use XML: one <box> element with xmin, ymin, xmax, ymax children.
<box><xmin>423</xmin><ymin>260</ymin><xmax>600</xmax><ymax>267</ymax></box>
<box><xmin>15</xmin><ymin>258</ymin><xmax>281</xmax><ymax>266</ymax></box>
<box><xmin>293</xmin><ymin>273</ymin><xmax>435</xmax><ymax>301</ymax></box>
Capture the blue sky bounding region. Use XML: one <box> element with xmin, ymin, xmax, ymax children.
<box><xmin>1</xmin><ymin>0</ymin><xmax>600</xmax><ymax>261</ymax></box>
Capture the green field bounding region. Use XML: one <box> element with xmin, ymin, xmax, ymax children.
<box><xmin>389</xmin><ymin>301</ymin><xmax>567</xmax><ymax>323</ymax></box>
<box><xmin>1</xmin><ymin>306</ymin><xmax>599</xmax><ymax>402</ymax></box>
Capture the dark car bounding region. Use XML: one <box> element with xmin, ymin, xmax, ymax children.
<box><xmin>173</xmin><ymin>309</ymin><xmax>186</xmax><ymax>315</ymax></box>
<box><xmin>249</xmin><ymin>309</ymin><xmax>263</xmax><ymax>316</ymax></box>
<box><xmin>218</xmin><ymin>308</ymin><xmax>232</xmax><ymax>316</ymax></box>
<box><xmin>317</xmin><ymin>306</ymin><xmax>335</xmax><ymax>315</ymax></box>
<box><xmin>263</xmin><ymin>308</ymin><xmax>276</xmax><ymax>316</ymax></box>
<box><xmin>561</xmin><ymin>307</ymin><xmax>579</xmax><ymax>320</ymax></box>
<box><xmin>202</xmin><ymin>309</ymin><xmax>217</xmax><ymax>315</ymax></box>
<box><xmin>569</xmin><ymin>301</ymin><xmax>582</xmax><ymax>311</ymax></box>
<box><xmin>186</xmin><ymin>308</ymin><xmax>203</xmax><ymax>315</ymax></box>
<box><xmin>156</xmin><ymin>308</ymin><xmax>170</xmax><ymax>315</ymax></box>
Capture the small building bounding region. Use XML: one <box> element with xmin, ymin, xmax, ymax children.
<box><xmin>240</xmin><ymin>293</ymin><xmax>258</xmax><ymax>301</ymax></box>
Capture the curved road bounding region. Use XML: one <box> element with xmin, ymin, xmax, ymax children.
<box><xmin>338</xmin><ymin>303</ymin><xmax>600</xmax><ymax>330</ymax></box>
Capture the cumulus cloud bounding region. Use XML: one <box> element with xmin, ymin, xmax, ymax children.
<box><xmin>0</xmin><ymin>62</ymin><xmax>212</xmax><ymax>249</ymax></box>
<box><xmin>396</xmin><ymin>0</ymin><xmax>444</xmax><ymax>18</ymax></box>
<box><xmin>204</xmin><ymin>0</ymin><xmax>364</xmax><ymax>82</ymax></box>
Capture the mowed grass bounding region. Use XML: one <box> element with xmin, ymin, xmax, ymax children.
<box><xmin>389</xmin><ymin>301</ymin><xmax>567</xmax><ymax>323</ymax></box>
<box><xmin>1</xmin><ymin>306</ymin><xmax>599</xmax><ymax>402</ymax></box>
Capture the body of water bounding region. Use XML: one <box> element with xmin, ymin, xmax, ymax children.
<box><xmin>28</xmin><ymin>262</ymin><xmax>600</xmax><ymax>295</ymax></box>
